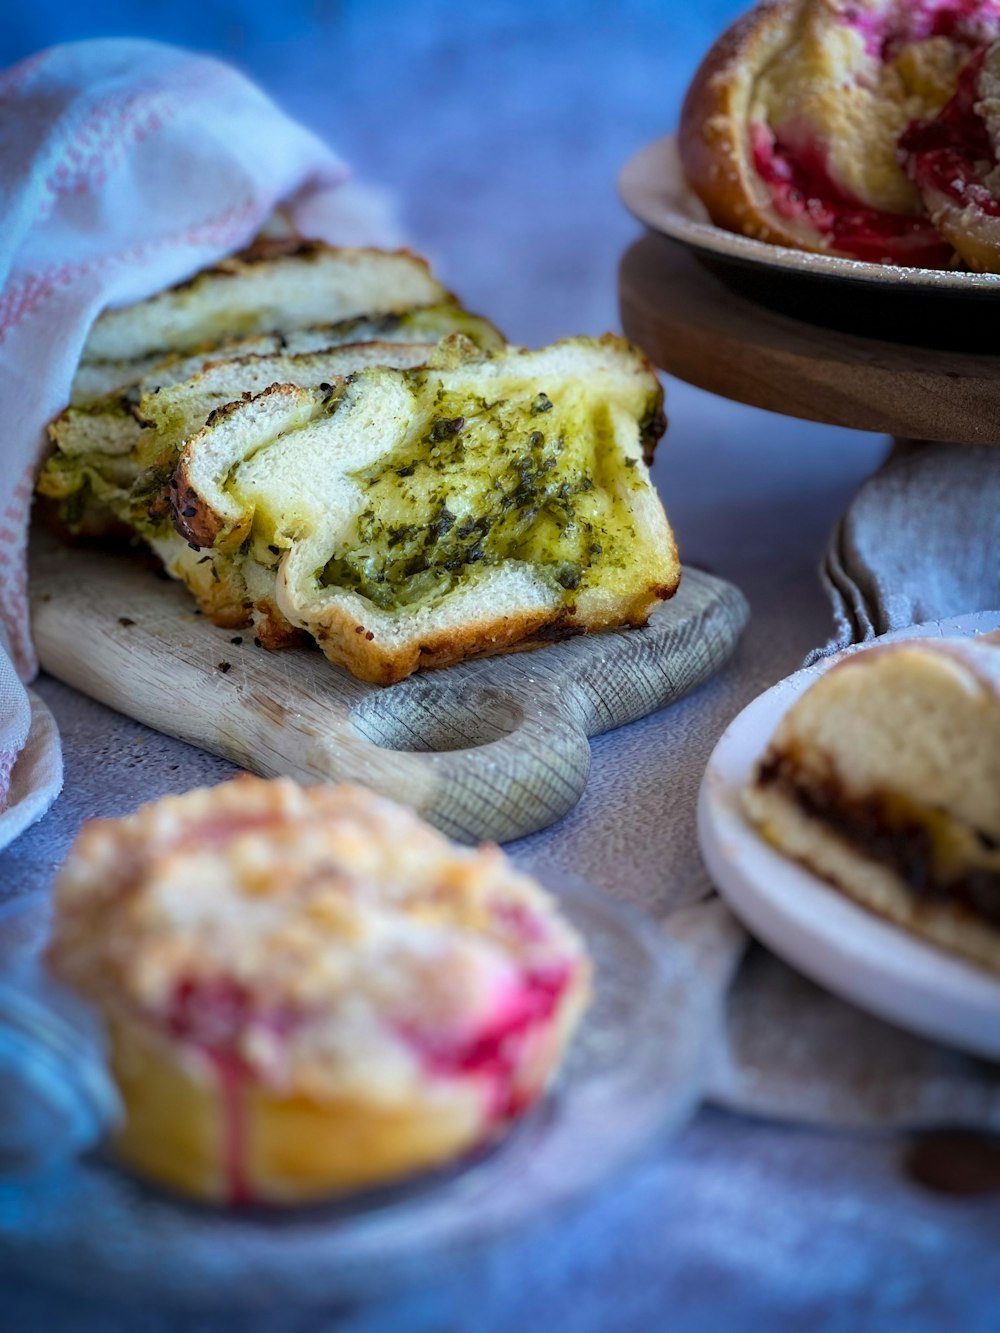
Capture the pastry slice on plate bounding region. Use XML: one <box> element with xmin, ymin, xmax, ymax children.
<box><xmin>743</xmin><ymin>637</ymin><xmax>1000</xmax><ymax>972</ymax></box>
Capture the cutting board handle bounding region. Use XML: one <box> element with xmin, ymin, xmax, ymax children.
<box><xmin>350</xmin><ymin>678</ymin><xmax>592</xmax><ymax>843</ymax></box>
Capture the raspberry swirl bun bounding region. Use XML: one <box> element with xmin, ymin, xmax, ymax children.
<box><xmin>900</xmin><ymin>40</ymin><xmax>1000</xmax><ymax>269</ymax></box>
<box><xmin>48</xmin><ymin>778</ymin><xmax>591</xmax><ymax>1205</ymax></box>
<box><xmin>680</xmin><ymin>0</ymin><xmax>1000</xmax><ymax>267</ymax></box>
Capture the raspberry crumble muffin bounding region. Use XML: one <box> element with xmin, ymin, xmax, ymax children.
<box><xmin>47</xmin><ymin>777</ymin><xmax>591</xmax><ymax>1205</ymax></box>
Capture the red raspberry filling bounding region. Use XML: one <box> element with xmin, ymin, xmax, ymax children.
<box><xmin>899</xmin><ymin>49</ymin><xmax>1000</xmax><ymax>216</ymax></box>
<box><xmin>750</xmin><ymin>124</ymin><xmax>955</xmax><ymax>265</ymax></box>
<box><xmin>160</xmin><ymin>963</ymin><xmax>573</xmax><ymax>1202</ymax></box>
<box><xmin>841</xmin><ymin>0</ymin><xmax>1000</xmax><ymax>62</ymax></box>
<box><xmin>165</xmin><ymin>976</ymin><xmax>301</xmax><ymax>1206</ymax></box>
<box><xmin>400</xmin><ymin>962</ymin><xmax>573</xmax><ymax>1123</ymax></box>
<box><xmin>750</xmin><ymin>1</ymin><xmax>1000</xmax><ymax>265</ymax></box>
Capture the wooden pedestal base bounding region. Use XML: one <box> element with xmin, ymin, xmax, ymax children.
<box><xmin>619</xmin><ymin>234</ymin><xmax>1000</xmax><ymax>446</ymax></box>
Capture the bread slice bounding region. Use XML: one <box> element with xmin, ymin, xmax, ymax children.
<box><xmin>40</xmin><ymin>342</ymin><xmax>442</xmax><ymax>543</ymax></box>
<box><xmin>45</xmin><ymin>339</ymin><xmax>472</xmax><ymax>650</ymax></box>
<box><xmin>70</xmin><ymin>302</ymin><xmax>505</xmax><ymax>405</ymax></box>
<box><xmin>170</xmin><ymin>335</ymin><xmax>677</xmax><ymax>685</ymax></box>
<box><xmin>134</xmin><ymin>342</ymin><xmax>433</xmax><ymax>470</ymax></box>
<box><xmin>679</xmin><ymin>0</ymin><xmax>973</xmax><ymax>266</ymax></box>
<box><xmin>81</xmin><ymin>240</ymin><xmax>452</xmax><ymax>364</ymax></box>
<box><xmin>743</xmin><ymin>638</ymin><xmax>1000</xmax><ymax>973</ymax></box>
<box><xmin>47</xmin><ymin>289</ymin><xmax>506</xmax><ymax>538</ymax></box>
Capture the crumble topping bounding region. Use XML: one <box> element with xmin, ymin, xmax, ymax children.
<box><xmin>49</xmin><ymin>777</ymin><xmax>589</xmax><ymax>1104</ymax></box>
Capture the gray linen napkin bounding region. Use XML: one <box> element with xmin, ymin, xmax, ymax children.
<box><xmin>809</xmin><ymin>440</ymin><xmax>999</xmax><ymax>660</ymax></box>
<box><xmin>680</xmin><ymin>441</ymin><xmax>1000</xmax><ymax>1131</ymax></box>
<box><xmin>662</xmin><ymin>906</ymin><xmax>1000</xmax><ymax>1133</ymax></box>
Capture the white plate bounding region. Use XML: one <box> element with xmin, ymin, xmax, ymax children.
<box><xmin>619</xmin><ymin>135</ymin><xmax>1000</xmax><ymax>295</ymax></box>
<box><xmin>698</xmin><ymin>613</ymin><xmax>1000</xmax><ymax>1061</ymax></box>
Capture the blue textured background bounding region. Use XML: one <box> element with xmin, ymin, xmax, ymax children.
<box><xmin>0</xmin><ymin>1</ymin><xmax>745</xmax><ymax>345</ymax></box>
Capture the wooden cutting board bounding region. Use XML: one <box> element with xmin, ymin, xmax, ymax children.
<box><xmin>29</xmin><ymin>532</ymin><xmax>748</xmax><ymax>843</ymax></box>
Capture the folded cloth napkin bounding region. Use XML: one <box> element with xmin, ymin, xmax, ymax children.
<box><xmin>0</xmin><ymin>38</ymin><xmax>397</xmax><ymax>843</ymax></box>
<box><xmin>809</xmin><ymin>439</ymin><xmax>1000</xmax><ymax>660</ymax></box>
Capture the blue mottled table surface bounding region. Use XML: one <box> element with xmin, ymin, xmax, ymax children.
<box><xmin>1</xmin><ymin>3</ymin><xmax>998</xmax><ymax>1329</ymax></box>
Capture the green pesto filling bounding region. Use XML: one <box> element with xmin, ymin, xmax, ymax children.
<box><xmin>37</xmin><ymin>450</ymin><xmax>135</xmax><ymax>529</ymax></box>
<box><xmin>319</xmin><ymin>384</ymin><xmax>643</xmax><ymax>611</ymax></box>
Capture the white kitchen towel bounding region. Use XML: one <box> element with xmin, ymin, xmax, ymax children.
<box><xmin>0</xmin><ymin>38</ymin><xmax>397</xmax><ymax>836</ymax></box>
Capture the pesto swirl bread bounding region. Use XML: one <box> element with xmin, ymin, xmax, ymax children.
<box><xmin>170</xmin><ymin>335</ymin><xmax>677</xmax><ymax>685</ymax></box>
<box><xmin>743</xmin><ymin>637</ymin><xmax>1000</xmax><ymax>973</ymax></box>
<box><xmin>45</xmin><ymin>237</ymin><xmax>501</xmax><ymax>533</ymax></box>
<box><xmin>40</xmin><ymin>341</ymin><xmax>438</xmax><ymax>535</ymax></box>
<box><xmin>40</xmin><ymin>238</ymin><xmax>503</xmax><ymax>539</ymax></box>
<box><xmin>70</xmin><ymin>301</ymin><xmax>505</xmax><ymax>406</ymax></box>
<box><xmin>80</xmin><ymin>239</ymin><xmax>454</xmax><ymax>370</ymax></box>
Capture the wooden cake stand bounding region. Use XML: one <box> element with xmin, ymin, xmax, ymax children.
<box><xmin>618</xmin><ymin>234</ymin><xmax>1000</xmax><ymax>446</ymax></box>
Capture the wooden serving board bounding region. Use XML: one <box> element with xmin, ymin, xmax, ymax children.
<box><xmin>29</xmin><ymin>532</ymin><xmax>748</xmax><ymax>844</ymax></box>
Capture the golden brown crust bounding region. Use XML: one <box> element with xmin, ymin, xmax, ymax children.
<box><xmin>679</xmin><ymin>0</ymin><xmax>813</xmax><ymax>249</ymax></box>
<box><xmin>318</xmin><ymin>605</ymin><xmax>574</xmax><ymax>686</ymax></box>
<box><xmin>169</xmin><ymin>238</ymin><xmax>442</xmax><ymax>289</ymax></box>
<box><xmin>251</xmin><ymin>598</ymin><xmax>307</xmax><ymax>650</ymax></box>
<box><xmin>171</xmin><ymin>471</ymin><xmax>227</xmax><ymax>549</ymax></box>
<box><xmin>308</xmin><ymin>576</ymin><xmax>679</xmax><ymax>687</ymax></box>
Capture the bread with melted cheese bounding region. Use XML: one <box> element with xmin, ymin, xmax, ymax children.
<box><xmin>744</xmin><ymin>637</ymin><xmax>1000</xmax><ymax>973</ymax></box>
